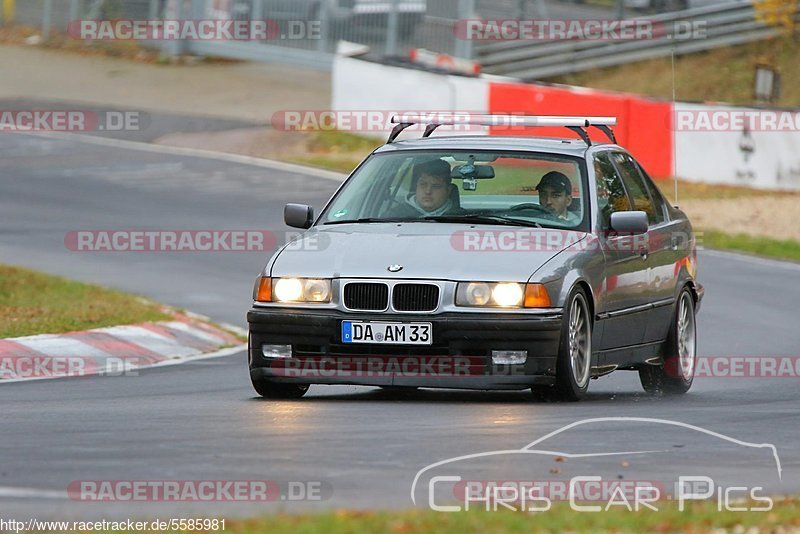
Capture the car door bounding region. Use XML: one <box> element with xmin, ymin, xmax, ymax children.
<box><xmin>634</xmin><ymin>160</ymin><xmax>688</xmax><ymax>343</ymax></box>
<box><xmin>608</xmin><ymin>151</ymin><xmax>675</xmax><ymax>345</ymax></box>
<box><xmin>593</xmin><ymin>151</ymin><xmax>651</xmax><ymax>353</ymax></box>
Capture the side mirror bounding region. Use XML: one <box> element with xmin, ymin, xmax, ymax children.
<box><xmin>610</xmin><ymin>211</ymin><xmax>648</xmax><ymax>234</ymax></box>
<box><xmin>284</xmin><ymin>203</ymin><xmax>314</xmax><ymax>229</ymax></box>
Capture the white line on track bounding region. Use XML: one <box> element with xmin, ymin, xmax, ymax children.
<box><xmin>23</xmin><ymin>132</ymin><xmax>347</xmax><ymax>182</ymax></box>
<box><xmin>0</xmin><ymin>486</ymin><xmax>67</xmax><ymax>500</ymax></box>
<box><xmin>702</xmin><ymin>249</ymin><xmax>800</xmax><ymax>271</ymax></box>
<box><xmin>0</xmin><ymin>345</ymin><xmax>246</xmax><ymax>384</ymax></box>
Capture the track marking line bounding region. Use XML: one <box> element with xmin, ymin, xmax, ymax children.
<box><xmin>702</xmin><ymin>249</ymin><xmax>800</xmax><ymax>271</ymax></box>
<box><xmin>0</xmin><ymin>486</ymin><xmax>68</xmax><ymax>500</ymax></box>
<box><xmin>22</xmin><ymin>131</ymin><xmax>347</xmax><ymax>182</ymax></box>
<box><xmin>0</xmin><ymin>345</ymin><xmax>245</xmax><ymax>384</ymax></box>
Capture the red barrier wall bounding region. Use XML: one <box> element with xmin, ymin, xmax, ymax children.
<box><xmin>488</xmin><ymin>82</ymin><xmax>673</xmax><ymax>178</ymax></box>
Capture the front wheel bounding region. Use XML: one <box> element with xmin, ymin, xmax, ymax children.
<box><xmin>554</xmin><ymin>288</ymin><xmax>593</xmax><ymax>401</ymax></box>
<box><xmin>640</xmin><ymin>288</ymin><xmax>697</xmax><ymax>394</ymax></box>
<box><xmin>251</xmin><ymin>374</ymin><xmax>309</xmax><ymax>399</ymax></box>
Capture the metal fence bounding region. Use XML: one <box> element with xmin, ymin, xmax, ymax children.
<box><xmin>2</xmin><ymin>0</ymin><xmax>477</xmax><ymax>68</ymax></box>
<box><xmin>5</xmin><ymin>0</ymin><xmax>791</xmax><ymax>73</ymax></box>
<box><xmin>476</xmin><ymin>0</ymin><xmax>800</xmax><ymax>80</ymax></box>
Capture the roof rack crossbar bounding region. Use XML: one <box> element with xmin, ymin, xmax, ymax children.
<box><xmin>593</xmin><ymin>124</ymin><xmax>617</xmax><ymax>144</ymax></box>
<box><xmin>422</xmin><ymin>124</ymin><xmax>441</xmax><ymax>138</ymax></box>
<box><xmin>387</xmin><ymin>122</ymin><xmax>413</xmax><ymax>143</ymax></box>
<box><xmin>566</xmin><ymin>126</ymin><xmax>591</xmax><ymax>146</ymax></box>
<box><xmin>388</xmin><ymin>114</ymin><xmax>617</xmax><ymax>146</ymax></box>
<box><xmin>390</xmin><ymin>114</ymin><xmax>616</xmax><ymax>128</ymax></box>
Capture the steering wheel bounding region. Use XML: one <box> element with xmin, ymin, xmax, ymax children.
<box><xmin>506</xmin><ymin>203</ymin><xmax>556</xmax><ymax>216</ymax></box>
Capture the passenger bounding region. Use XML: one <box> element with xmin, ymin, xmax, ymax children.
<box><xmin>536</xmin><ymin>171</ymin><xmax>580</xmax><ymax>224</ymax></box>
<box><xmin>389</xmin><ymin>159</ymin><xmax>460</xmax><ymax>217</ymax></box>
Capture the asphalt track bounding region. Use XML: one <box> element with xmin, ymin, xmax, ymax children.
<box><xmin>1</xmin><ymin>130</ymin><xmax>799</xmax><ymax>519</ymax></box>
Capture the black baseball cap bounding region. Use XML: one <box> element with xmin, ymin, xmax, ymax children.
<box><xmin>536</xmin><ymin>171</ymin><xmax>572</xmax><ymax>195</ymax></box>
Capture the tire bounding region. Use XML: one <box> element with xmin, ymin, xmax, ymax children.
<box><xmin>553</xmin><ymin>288</ymin><xmax>593</xmax><ymax>401</ymax></box>
<box><xmin>251</xmin><ymin>374</ymin><xmax>309</xmax><ymax>399</ymax></box>
<box><xmin>639</xmin><ymin>287</ymin><xmax>697</xmax><ymax>395</ymax></box>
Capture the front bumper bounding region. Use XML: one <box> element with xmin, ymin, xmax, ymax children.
<box><xmin>248</xmin><ymin>307</ymin><xmax>562</xmax><ymax>390</ymax></box>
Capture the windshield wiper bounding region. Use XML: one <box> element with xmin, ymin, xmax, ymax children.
<box><xmin>322</xmin><ymin>217</ymin><xmax>418</xmax><ymax>225</ymax></box>
<box><xmin>422</xmin><ymin>214</ymin><xmax>542</xmax><ymax>228</ymax></box>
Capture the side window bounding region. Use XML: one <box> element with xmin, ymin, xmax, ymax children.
<box><xmin>635</xmin><ymin>162</ymin><xmax>670</xmax><ymax>223</ymax></box>
<box><xmin>594</xmin><ymin>152</ymin><xmax>631</xmax><ymax>229</ymax></box>
<box><xmin>609</xmin><ymin>152</ymin><xmax>662</xmax><ymax>225</ymax></box>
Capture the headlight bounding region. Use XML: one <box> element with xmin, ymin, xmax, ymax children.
<box><xmin>456</xmin><ymin>282</ymin><xmax>551</xmax><ymax>308</ymax></box>
<box><xmin>274</xmin><ymin>278</ymin><xmax>304</xmax><ymax>301</ymax></box>
<box><xmin>492</xmin><ymin>283</ymin><xmax>524</xmax><ymax>307</ymax></box>
<box><xmin>253</xmin><ymin>276</ymin><xmax>331</xmax><ymax>303</ymax></box>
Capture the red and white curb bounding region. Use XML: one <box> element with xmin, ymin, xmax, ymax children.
<box><xmin>0</xmin><ymin>315</ymin><xmax>246</xmax><ymax>382</ymax></box>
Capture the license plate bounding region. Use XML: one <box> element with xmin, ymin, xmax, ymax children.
<box><xmin>341</xmin><ymin>321</ymin><xmax>432</xmax><ymax>345</ymax></box>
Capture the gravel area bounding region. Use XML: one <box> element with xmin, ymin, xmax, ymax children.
<box><xmin>679</xmin><ymin>197</ymin><xmax>800</xmax><ymax>242</ymax></box>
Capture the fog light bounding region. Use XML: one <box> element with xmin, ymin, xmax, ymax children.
<box><xmin>262</xmin><ymin>344</ymin><xmax>292</xmax><ymax>359</ymax></box>
<box><xmin>491</xmin><ymin>350</ymin><xmax>527</xmax><ymax>365</ymax></box>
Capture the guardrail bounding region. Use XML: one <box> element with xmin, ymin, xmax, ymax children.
<box><xmin>2</xmin><ymin>0</ymin><xmax>474</xmax><ymax>70</ymax></box>
<box><xmin>476</xmin><ymin>1</ymin><xmax>800</xmax><ymax>80</ymax></box>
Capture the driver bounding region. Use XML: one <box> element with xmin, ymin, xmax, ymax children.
<box><xmin>536</xmin><ymin>171</ymin><xmax>580</xmax><ymax>224</ymax></box>
<box><xmin>389</xmin><ymin>159</ymin><xmax>459</xmax><ymax>217</ymax></box>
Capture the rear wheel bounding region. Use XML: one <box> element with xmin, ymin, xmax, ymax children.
<box><xmin>553</xmin><ymin>288</ymin><xmax>593</xmax><ymax>401</ymax></box>
<box><xmin>640</xmin><ymin>288</ymin><xmax>696</xmax><ymax>394</ymax></box>
<box><xmin>251</xmin><ymin>374</ymin><xmax>309</xmax><ymax>399</ymax></box>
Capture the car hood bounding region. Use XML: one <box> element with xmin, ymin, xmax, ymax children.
<box><xmin>269</xmin><ymin>223</ymin><xmax>587</xmax><ymax>282</ymax></box>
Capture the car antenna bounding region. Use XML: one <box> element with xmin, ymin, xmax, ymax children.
<box><xmin>671</xmin><ymin>46</ymin><xmax>679</xmax><ymax>208</ymax></box>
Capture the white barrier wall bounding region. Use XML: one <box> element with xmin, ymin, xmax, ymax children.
<box><xmin>332</xmin><ymin>56</ymin><xmax>800</xmax><ymax>190</ymax></box>
<box><xmin>674</xmin><ymin>102</ymin><xmax>800</xmax><ymax>191</ymax></box>
<box><xmin>331</xmin><ymin>55</ymin><xmax>490</xmax><ymax>139</ymax></box>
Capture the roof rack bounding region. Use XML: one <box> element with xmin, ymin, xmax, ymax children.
<box><xmin>387</xmin><ymin>114</ymin><xmax>617</xmax><ymax>146</ymax></box>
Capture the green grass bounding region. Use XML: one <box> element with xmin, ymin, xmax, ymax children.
<box><xmin>288</xmin><ymin>131</ymin><xmax>382</xmax><ymax>174</ymax></box>
<box><xmin>306</xmin><ymin>130</ymin><xmax>382</xmax><ymax>154</ymax></box>
<box><xmin>0</xmin><ymin>264</ymin><xmax>170</xmax><ymax>338</ymax></box>
<box><xmin>289</xmin><ymin>155</ymin><xmax>365</xmax><ymax>174</ymax></box>
<box><xmin>551</xmin><ymin>32</ymin><xmax>800</xmax><ymax>107</ymax></box>
<box><xmin>67</xmin><ymin>499</ymin><xmax>799</xmax><ymax>533</ymax></box>
<box><xmin>652</xmin><ymin>178</ymin><xmax>799</xmax><ymax>203</ymax></box>
<box><xmin>701</xmin><ymin>230</ymin><xmax>800</xmax><ymax>263</ymax></box>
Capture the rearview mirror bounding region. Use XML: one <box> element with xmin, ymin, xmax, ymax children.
<box><xmin>451</xmin><ymin>164</ymin><xmax>495</xmax><ymax>180</ymax></box>
<box><xmin>284</xmin><ymin>203</ymin><xmax>314</xmax><ymax>229</ymax></box>
<box><xmin>610</xmin><ymin>211</ymin><xmax>648</xmax><ymax>234</ymax></box>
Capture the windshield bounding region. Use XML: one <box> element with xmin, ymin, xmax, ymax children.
<box><xmin>319</xmin><ymin>150</ymin><xmax>588</xmax><ymax>230</ymax></box>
